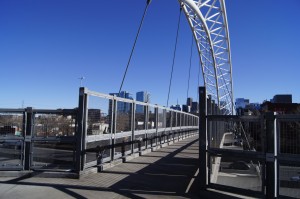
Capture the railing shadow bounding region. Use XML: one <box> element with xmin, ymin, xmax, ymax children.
<box><xmin>0</xmin><ymin>135</ymin><xmax>245</xmax><ymax>199</ymax></box>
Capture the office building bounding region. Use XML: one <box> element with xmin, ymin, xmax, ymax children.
<box><xmin>109</xmin><ymin>91</ymin><xmax>133</xmax><ymax>113</ymax></box>
<box><xmin>235</xmin><ymin>98</ymin><xmax>250</xmax><ymax>109</ymax></box>
<box><xmin>191</xmin><ymin>102</ymin><xmax>198</xmax><ymax>113</ymax></box>
<box><xmin>187</xmin><ymin>97</ymin><xmax>193</xmax><ymax>107</ymax></box>
<box><xmin>136</xmin><ymin>91</ymin><xmax>150</xmax><ymax>113</ymax></box>
<box><xmin>271</xmin><ymin>94</ymin><xmax>292</xmax><ymax>103</ymax></box>
<box><xmin>170</xmin><ymin>104</ymin><xmax>181</xmax><ymax>111</ymax></box>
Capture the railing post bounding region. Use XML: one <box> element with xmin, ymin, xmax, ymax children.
<box><xmin>265</xmin><ymin>112</ymin><xmax>278</xmax><ymax>198</ymax></box>
<box><xmin>138</xmin><ymin>139</ymin><xmax>142</xmax><ymax>155</ymax></box>
<box><xmin>211</xmin><ymin>100</ymin><xmax>216</xmax><ymax>145</ymax></box>
<box><xmin>121</xmin><ymin>140</ymin><xmax>125</xmax><ymax>160</ymax></box>
<box><xmin>174</xmin><ymin>112</ymin><xmax>177</xmax><ymax>141</ymax></box>
<box><xmin>132</xmin><ymin>101</ymin><xmax>136</xmax><ymax>155</ymax></box>
<box><xmin>207</xmin><ymin>95</ymin><xmax>212</xmax><ymax>115</ymax></box>
<box><xmin>76</xmin><ymin>87</ymin><xmax>87</xmax><ymax>173</ymax></box>
<box><xmin>163</xmin><ymin>109</ymin><xmax>166</xmax><ymax>144</ymax></box>
<box><xmin>24</xmin><ymin>107</ymin><xmax>33</xmax><ymax>170</ymax></box>
<box><xmin>112</xmin><ymin>98</ymin><xmax>117</xmax><ymax>160</ymax></box>
<box><xmin>168</xmin><ymin>112</ymin><xmax>171</xmax><ymax>144</ymax></box>
<box><xmin>155</xmin><ymin>106</ymin><xmax>158</xmax><ymax>148</ymax></box>
<box><xmin>199</xmin><ymin>87</ymin><xmax>208</xmax><ymax>190</ymax></box>
<box><xmin>178</xmin><ymin>114</ymin><xmax>181</xmax><ymax>141</ymax></box>
<box><xmin>145</xmin><ymin>105</ymin><xmax>148</xmax><ymax>149</ymax></box>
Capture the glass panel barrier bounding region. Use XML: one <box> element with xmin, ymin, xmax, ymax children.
<box><xmin>279</xmin><ymin>162</ymin><xmax>300</xmax><ymax>198</ymax></box>
<box><xmin>166</xmin><ymin>110</ymin><xmax>171</xmax><ymax>128</ymax></box>
<box><xmin>134</xmin><ymin>134</ymin><xmax>145</xmax><ymax>151</ymax></box>
<box><xmin>177</xmin><ymin>113</ymin><xmax>181</xmax><ymax>127</ymax></box>
<box><xmin>278</xmin><ymin>120</ymin><xmax>300</xmax><ymax>155</ymax></box>
<box><xmin>31</xmin><ymin>141</ymin><xmax>75</xmax><ymax>170</ymax></box>
<box><xmin>116</xmin><ymin>101</ymin><xmax>132</xmax><ymax>133</ymax></box>
<box><xmin>0</xmin><ymin>139</ymin><xmax>23</xmax><ymax>167</ymax></box>
<box><xmin>0</xmin><ymin>113</ymin><xmax>24</xmax><ymax>137</ymax></box>
<box><xmin>207</xmin><ymin>117</ymin><xmax>263</xmax><ymax>152</ymax></box>
<box><xmin>172</xmin><ymin>111</ymin><xmax>176</xmax><ymax>127</ymax></box>
<box><xmin>182</xmin><ymin>114</ymin><xmax>185</xmax><ymax>127</ymax></box>
<box><xmin>157</xmin><ymin>108</ymin><xmax>164</xmax><ymax>129</ymax></box>
<box><xmin>34</xmin><ymin>113</ymin><xmax>76</xmax><ymax>137</ymax></box>
<box><xmin>85</xmin><ymin>139</ymin><xmax>111</xmax><ymax>164</ymax></box>
<box><xmin>114</xmin><ymin>136</ymin><xmax>131</xmax><ymax>158</ymax></box>
<box><xmin>148</xmin><ymin>106</ymin><xmax>156</xmax><ymax>129</ymax></box>
<box><xmin>87</xmin><ymin>96</ymin><xmax>112</xmax><ymax>136</ymax></box>
<box><xmin>135</xmin><ymin>104</ymin><xmax>146</xmax><ymax>131</ymax></box>
<box><xmin>147</xmin><ymin>133</ymin><xmax>156</xmax><ymax>148</ymax></box>
<box><xmin>209</xmin><ymin>154</ymin><xmax>263</xmax><ymax>192</ymax></box>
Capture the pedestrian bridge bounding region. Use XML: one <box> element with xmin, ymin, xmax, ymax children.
<box><xmin>1</xmin><ymin>136</ymin><xmax>207</xmax><ymax>199</ymax></box>
<box><xmin>0</xmin><ymin>133</ymin><xmax>260</xmax><ymax>199</ymax></box>
<box><xmin>1</xmin><ymin>87</ymin><xmax>300</xmax><ymax>198</ymax></box>
<box><xmin>0</xmin><ymin>87</ymin><xmax>202</xmax><ymax>198</ymax></box>
<box><xmin>0</xmin><ymin>87</ymin><xmax>199</xmax><ymax>173</ymax></box>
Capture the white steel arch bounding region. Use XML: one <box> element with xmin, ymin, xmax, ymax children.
<box><xmin>178</xmin><ymin>0</ymin><xmax>234</xmax><ymax>115</ymax></box>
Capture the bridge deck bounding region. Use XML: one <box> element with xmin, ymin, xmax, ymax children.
<box><xmin>0</xmin><ymin>135</ymin><xmax>247</xmax><ymax>199</ymax></box>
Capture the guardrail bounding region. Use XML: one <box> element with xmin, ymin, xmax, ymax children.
<box><xmin>0</xmin><ymin>87</ymin><xmax>199</xmax><ymax>175</ymax></box>
<box><xmin>198</xmin><ymin>87</ymin><xmax>300</xmax><ymax>199</ymax></box>
<box><xmin>77</xmin><ymin>87</ymin><xmax>199</xmax><ymax>171</ymax></box>
<box><xmin>0</xmin><ymin>108</ymin><xmax>77</xmax><ymax>171</ymax></box>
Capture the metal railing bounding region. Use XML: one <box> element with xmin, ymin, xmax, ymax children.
<box><xmin>277</xmin><ymin>114</ymin><xmax>300</xmax><ymax>198</ymax></box>
<box><xmin>0</xmin><ymin>108</ymin><xmax>25</xmax><ymax>170</ymax></box>
<box><xmin>0</xmin><ymin>108</ymin><xmax>77</xmax><ymax>171</ymax></box>
<box><xmin>198</xmin><ymin>87</ymin><xmax>300</xmax><ymax>199</ymax></box>
<box><xmin>0</xmin><ymin>87</ymin><xmax>199</xmax><ymax>174</ymax></box>
<box><xmin>206</xmin><ymin>114</ymin><xmax>265</xmax><ymax>196</ymax></box>
<box><xmin>77</xmin><ymin>87</ymin><xmax>199</xmax><ymax>171</ymax></box>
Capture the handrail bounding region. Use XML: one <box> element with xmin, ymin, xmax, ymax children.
<box><xmin>84</xmin><ymin>87</ymin><xmax>199</xmax><ymax>118</ymax></box>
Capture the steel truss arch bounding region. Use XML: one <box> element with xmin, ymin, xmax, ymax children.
<box><xmin>178</xmin><ymin>0</ymin><xmax>234</xmax><ymax>115</ymax></box>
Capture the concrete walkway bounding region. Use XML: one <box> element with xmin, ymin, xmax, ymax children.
<box><xmin>0</xmin><ymin>135</ymin><xmax>250</xmax><ymax>199</ymax></box>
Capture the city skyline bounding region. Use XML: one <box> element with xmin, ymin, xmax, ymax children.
<box><xmin>1</xmin><ymin>0</ymin><xmax>300</xmax><ymax>109</ymax></box>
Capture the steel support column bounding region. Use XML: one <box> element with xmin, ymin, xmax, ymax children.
<box><xmin>199</xmin><ymin>86</ymin><xmax>208</xmax><ymax>190</ymax></box>
<box><xmin>265</xmin><ymin>112</ymin><xmax>278</xmax><ymax>198</ymax></box>
<box><xmin>24</xmin><ymin>107</ymin><xmax>33</xmax><ymax>170</ymax></box>
<box><xmin>76</xmin><ymin>87</ymin><xmax>87</xmax><ymax>173</ymax></box>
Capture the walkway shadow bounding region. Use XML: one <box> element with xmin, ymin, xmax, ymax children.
<box><xmin>107</xmin><ymin>138</ymin><xmax>199</xmax><ymax>198</ymax></box>
<box><xmin>0</xmin><ymin>136</ymin><xmax>245</xmax><ymax>199</ymax></box>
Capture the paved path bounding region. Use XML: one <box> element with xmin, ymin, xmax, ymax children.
<box><xmin>0</xmin><ymin>136</ymin><xmax>201</xmax><ymax>199</ymax></box>
<box><xmin>0</xmin><ymin>135</ymin><xmax>255</xmax><ymax>199</ymax></box>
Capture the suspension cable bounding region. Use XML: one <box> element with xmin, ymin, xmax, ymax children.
<box><xmin>118</xmin><ymin>0</ymin><xmax>152</xmax><ymax>95</ymax></box>
<box><xmin>187</xmin><ymin>35</ymin><xmax>194</xmax><ymax>99</ymax></box>
<box><xmin>166</xmin><ymin>6</ymin><xmax>182</xmax><ymax>107</ymax></box>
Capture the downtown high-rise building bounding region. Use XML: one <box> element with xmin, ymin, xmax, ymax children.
<box><xmin>136</xmin><ymin>91</ymin><xmax>150</xmax><ymax>113</ymax></box>
<box><xmin>186</xmin><ymin>97</ymin><xmax>193</xmax><ymax>107</ymax></box>
<box><xmin>109</xmin><ymin>91</ymin><xmax>133</xmax><ymax>113</ymax></box>
<box><xmin>182</xmin><ymin>97</ymin><xmax>198</xmax><ymax>113</ymax></box>
<box><xmin>235</xmin><ymin>98</ymin><xmax>250</xmax><ymax>109</ymax></box>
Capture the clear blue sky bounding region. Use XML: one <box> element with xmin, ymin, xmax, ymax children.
<box><xmin>1</xmin><ymin>0</ymin><xmax>300</xmax><ymax>109</ymax></box>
